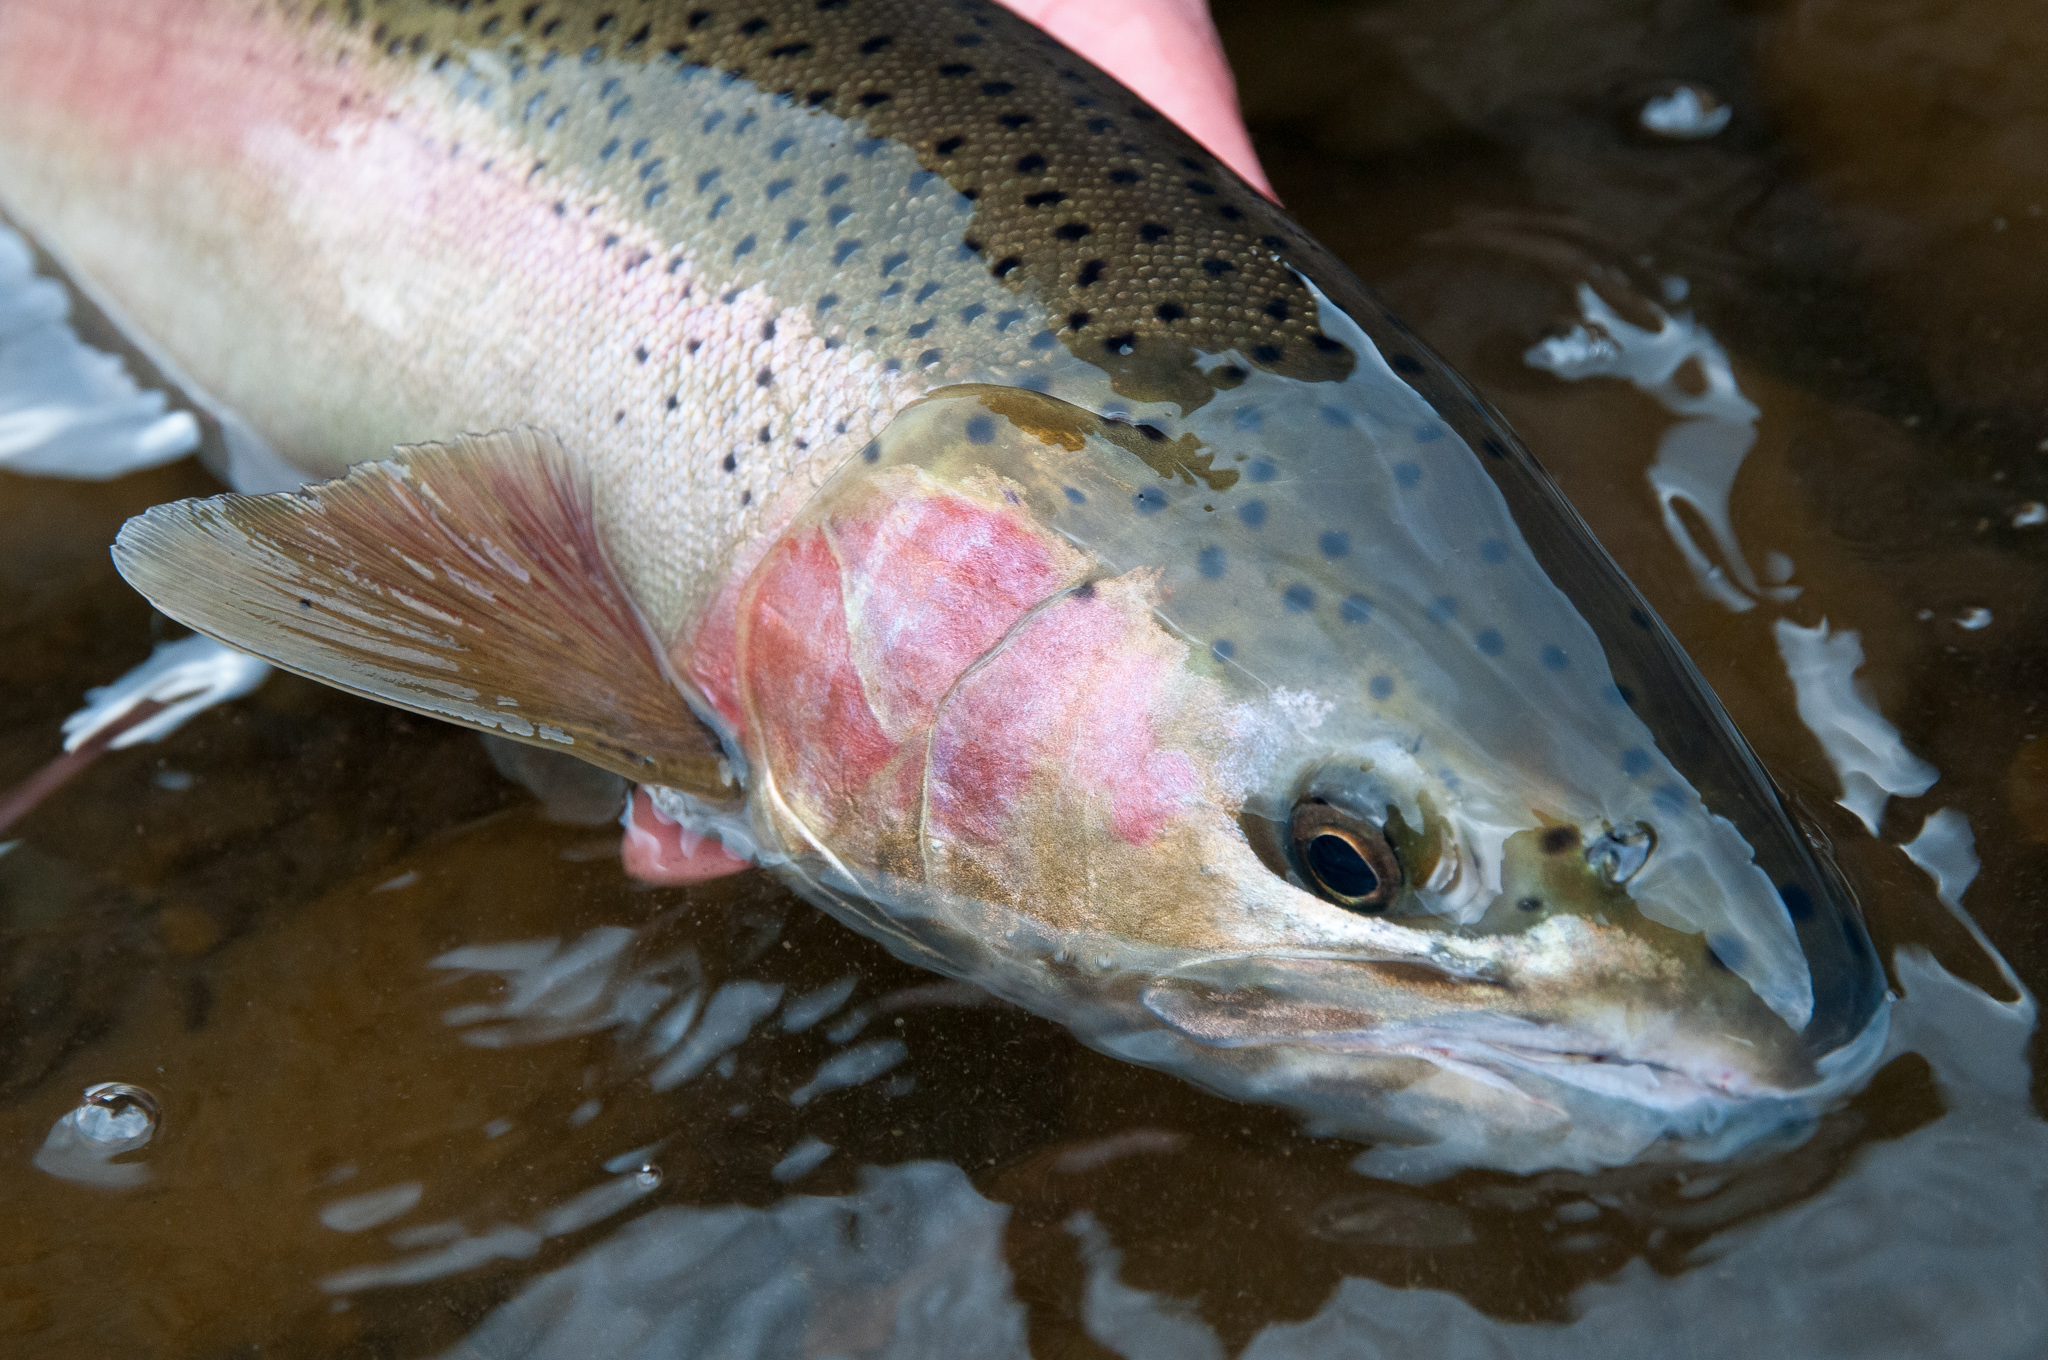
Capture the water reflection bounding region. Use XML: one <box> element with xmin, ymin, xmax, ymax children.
<box><xmin>442</xmin><ymin>952</ymin><xmax>2035</xmax><ymax>1358</ymax></box>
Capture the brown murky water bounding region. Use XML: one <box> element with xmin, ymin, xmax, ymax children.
<box><xmin>2</xmin><ymin>0</ymin><xmax>2043</xmax><ymax>1354</ymax></box>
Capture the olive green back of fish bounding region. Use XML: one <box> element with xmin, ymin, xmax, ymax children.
<box><xmin>310</xmin><ymin>0</ymin><xmax>1351</xmax><ymax>409</ymax></box>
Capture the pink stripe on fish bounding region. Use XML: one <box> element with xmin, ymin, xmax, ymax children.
<box><xmin>926</xmin><ymin>582</ymin><xmax>1198</xmax><ymax>847</ymax></box>
<box><xmin>830</xmin><ymin>472</ymin><xmax>1076</xmax><ymax>737</ymax></box>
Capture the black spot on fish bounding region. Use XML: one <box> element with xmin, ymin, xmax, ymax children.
<box><xmin>1201</xmin><ymin>258</ymin><xmax>1235</xmax><ymax>276</ymax></box>
<box><xmin>633</xmin><ymin>345</ymin><xmax>648</xmax><ymax>363</ymax></box>
<box><xmin>1186</xmin><ymin>179</ymin><xmax>1215</xmax><ymax>195</ymax></box>
<box><xmin>741</xmin><ymin>489</ymin><xmax>752</xmax><ymax>505</ymax></box>
<box><xmin>666</xmin><ymin>395</ymin><xmax>679</xmax><ymax>411</ymax></box>
<box><xmin>980</xmin><ymin>81</ymin><xmax>1016</xmax><ymax>96</ymax></box>
<box><xmin>1390</xmin><ymin>354</ymin><xmax>1425</xmax><ymax>376</ymax></box>
<box><xmin>919</xmin><ymin>348</ymin><xmax>943</xmax><ymax>367</ymax></box>
<box><xmin>858</xmin><ymin>91</ymin><xmax>892</xmax><ymax>107</ymax></box>
<box><xmin>1105</xmin><ymin>333</ymin><xmax>1136</xmax><ymax>355</ymax></box>
<box><xmin>936</xmin><ymin>135</ymin><xmax>966</xmax><ymax>155</ymax></box>
<box><xmin>833</xmin><ymin>240</ymin><xmax>862</xmax><ymax>264</ymax></box>
<box><xmin>1264</xmin><ymin>299</ymin><xmax>1289</xmax><ymax>321</ymax></box>
<box><xmin>859</xmin><ymin>34</ymin><xmax>893</xmax><ymax>54</ymax></box>
<box><xmin>1016</xmin><ymin>153</ymin><xmax>1047</xmax><ymax>174</ymax></box>
<box><xmin>1218</xmin><ymin>205</ymin><xmax>1244</xmax><ymax>222</ymax></box>
<box><xmin>958</xmin><ymin>303</ymin><xmax>985</xmax><ymax>324</ymax></box>
<box><xmin>1067</xmin><ymin>311</ymin><xmax>1090</xmax><ymax>330</ymax></box>
<box><xmin>1073</xmin><ymin>581</ymin><xmax>1098</xmax><ymax>600</ymax></box>
<box><xmin>1252</xmin><ymin>344</ymin><xmax>1282</xmax><ymax>363</ymax></box>
<box><xmin>756</xmin><ymin>367</ymin><xmax>773</xmax><ymax>387</ymax></box>
<box><xmin>939</xmin><ymin>62</ymin><xmax>974</xmax><ymax>77</ymax></box>
<box><xmin>1629</xmin><ymin>607</ymin><xmax>1653</xmax><ymax>630</ymax></box>
<box><xmin>914</xmin><ymin>281</ymin><xmax>942</xmax><ymax>303</ymax></box>
<box><xmin>1517</xmin><ymin>897</ymin><xmax>1543</xmax><ymax>913</ymax></box>
<box><xmin>722</xmin><ymin>452</ymin><xmax>738</xmax><ymax>472</ymax></box>
<box><xmin>907</xmin><ymin>318</ymin><xmax>934</xmax><ymax>338</ymax></box>
<box><xmin>768</xmin><ymin>41</ymin><xmax>810</xmax><ymax>57</ymax></box>
<box><xmin>827</xmin><ymin>203</ymin><xmax>854</xmax><ymax>227</ymax></box>
<box><xmin>1077</xmin><ymin>260</ymin><xmax>1104</xmax><ymax>287</ymax></box>
<box><xmin>1154</xmin><ymin>302</ymin><xmax>1184</xmax><ymax>321</ymax></box>
<box><xmin>1024</xmin><ymin>189</ymin><xmax>1067</xmax><ymax>208</ymax></box>
<box><xmin>1086</xmin><ymin>117</ymin><xmax>1114</xmax><ymax>133</ymax></box>
<box><xmin>822</xmin><ymin>172</ymin><xmax>849</xmax><ymax>196</ymax></box>
<box><xmin>881</xmin><ymin>252</ymin><xmax>909</xmax><ymax>275</ymax></box>
<box><xmin>1139</xmin><ymin>223</ymin><xmax>1171</xmax><ymax>242</ymax></box>
<box><xmin>1055</xmin><ymin>222</ymin><xmax>1093</xmax><ymax>241</ymax></box>
<box><xmin>739</xmin><ymin>18</ymin><xmax>769</xmax><ymax>36</ymax></box>
<box><xmin>758</xmin><ymin>426</ymin><xmax>772</xmax><ymax>443</ymax></box>
<box><xmin>1540</xmin><ymin>826</ymin><xmax>1580</xmax><ymax>855</ymax></box>
<box><xmin>1109</xmin><ymin>168</ymin><xmax>1140</xmax><ymax>185</ymax></box>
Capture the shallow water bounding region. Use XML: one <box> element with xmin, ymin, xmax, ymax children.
<box><xmin>2</xmin><ymin>0</ymin><xmax>2044</xmax><ymax>1353</ymax></box>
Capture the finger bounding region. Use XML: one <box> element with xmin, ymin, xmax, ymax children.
<box><xmin>997</xmin><ymin>0</ymin><xmax>1273</xmax><ymax>199</ymax></box>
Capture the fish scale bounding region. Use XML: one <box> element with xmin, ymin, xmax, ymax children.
<box><xmin>0</xmin><ymin>0</ymin><xmax>1342</xmax><ymax>633</ymax></box>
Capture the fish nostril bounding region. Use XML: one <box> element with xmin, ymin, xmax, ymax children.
<box><xmin>1586</xmin><ymin>822</ymin><xmax>1656</xmax><ymax>885</ymax></box>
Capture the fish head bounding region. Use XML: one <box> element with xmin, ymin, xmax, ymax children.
<box><xmin>713</xmin><ymin>296</ymin><xmax>1888</xmax><ymax>1172</ymax></box>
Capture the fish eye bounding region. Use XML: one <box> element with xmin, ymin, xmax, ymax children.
<box><xmin>1289</xmin><ymin>798</ymin><xmax>1404</xmax><ymax>912</ymax></box>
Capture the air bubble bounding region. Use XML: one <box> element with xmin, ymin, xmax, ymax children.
<box><xmin>1955</xmin><ymin>606</ymin><xmax>1994</xmax><ymax>631</ymax></box>
<box><xmin>33</xmin><ymin>1082</ymin><xmax>162</xmax><ymax>1188</ymax></box>
<box><xmin>635</xmin><ymin>1164</ymin><xmax>663</xmax><ymax>1189</ymax></box>
<box><xmin>1639</xmin><ymin>84</ymin><xmax>1731</xmax><ymax>140</ymax></box>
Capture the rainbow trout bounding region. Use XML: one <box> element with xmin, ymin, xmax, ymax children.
<box><xmin>0</xmin><ymin>0</ymin><xmax>1888</xmax><ymax>1173</ymax></box>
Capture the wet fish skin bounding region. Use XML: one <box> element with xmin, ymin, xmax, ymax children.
<box><xmin>0</xmin><ymin>0</ymin><xmax>1337</xmax><ymax>634</ymax></box>
<box><xmin>4</xmin><ymin>0</ymin><xmax>1891</xmax><ymax>1172</ymax></box>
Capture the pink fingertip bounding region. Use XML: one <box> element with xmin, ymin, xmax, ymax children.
<box><xmin>621</xmin><ymin>787</ymin><xmax>753</xmax><ymax>884</ymax></box>
<box><xmin>997</xmin><ymin>0</ymin><xmax>1275</xmax><ymax>200</ymax></box>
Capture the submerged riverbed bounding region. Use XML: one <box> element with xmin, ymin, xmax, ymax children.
<box><xmin>2</xmin><ymin>0</ymin><xmax>2043</xmax><ymax>1354</ymax></box>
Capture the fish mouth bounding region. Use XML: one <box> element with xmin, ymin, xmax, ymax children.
<box><xmin>1138</xmin><ymin>950</ymin><xmax>1893</xmax><ymax>1114</ymax></box>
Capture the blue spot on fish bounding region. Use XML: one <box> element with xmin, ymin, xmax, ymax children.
<box><xmin>1369</xmin><ymin>676</ymin><xmax>1396</xmax><ymax>700</ymax></box>
<box><xmin>1540</xmin><ymin>645</ymin><xmax>1569</xmax><ymax>671</ymax></box>
<box><xmin>1394</xmin><ymin>461</ymin><xmax>1422</xmax><ymax>488</ymax></box>
<box><xmin>1653</xmin><ymin>783</ymin><xmax>1688</xmax><ymax>816</ymax></box>
<box><xmin>1476</xmin><ymin>629</ymin><xmax>1504</xmax><ymax>656</ymax></box>
<box><xmin>1341</xmin><ymin>594</ymin><xmax>1371</xmax><ymax>623</ymax></box>
<box><xmin>1427</xmin><ymin>596</ymin><xmax>1458</xmax><ymax>623</ymax></box>
<box><xmin>1212</xmin><ymin>639</ymin><xmax>1235</xmax><ymax>661</ymax></box>
<box><xmin>1133</xmin><ymin>486</ymin><xmax>1168</xmax><ymax>514</ymax></box>
<box><xmin>1480</xmin><ymin>538</ymin><xmax>1509</xmax><ymax>564</ymax></box>
<box><xmin>1239</xmin><ymin>500</ymin><xmax>1267</xmax><ymax>528</ymax></box>
<box><xmin>1064</xmin><ymin>486</ymin><xmax>1087</xmax><ymax>504</ymax></box>
<box><xmin>733</xmin><ymin>234</ymin><xmax>755</xmax><ymax>258</ymax></box>
<box><xmin>1283</xmin><ymin>584</ymin><xmax>1316</xmax><ymax>612</ymax></box>
<box><xmin>1621</xmin><ymin>748</ymin><xmax>1652</xmax><ymax>777</ymax></box>
<box><xmin>1246</xmin><ymin>457</ymin><xmax>1277</xmax><ymax>482</ymax></box>
<box><xmin>1232</xmin><ymin>406</ymin><xmax>1264</xmax><ymax>432</ymax></box>
<box><xmin>1414</xmin><ymin>423</ymin><xmax>1445</xmax><ymax>442</ymax></box>
<box><xmin>1780</xmin><ymin>883</ymin><xmax>1815</xmax><ymax>921</ymax></box>
<box><xmin>832</xmin><ymin>240</ymin><xmax>862</xmax><ymax>264</ymax></box>
<box><xmin>1319</xmin><ymin>530</ymin><xmax>1349</xmax><ymax>558</ymax></box>
<box><xmin>1197</xmin><ymin>546</ymin><xmax>1226</xmax><ymax>579</ymax></box>
<box><xmin>1030</xmin><ymin>330</ymin><xmax>1057</xmax><ymax>350</ymax></box>
<box><xmin>965</xmin><ymin>415</ymin><xmax>996</xmax><ymax>444</ymax></box>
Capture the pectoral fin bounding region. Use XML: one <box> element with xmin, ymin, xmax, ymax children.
<box><xmin>112</xmin><ymin>427</ymin><xmax>736</xmax><ymax>799</ymax></box>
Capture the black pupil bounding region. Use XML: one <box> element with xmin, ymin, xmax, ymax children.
<box><xmin>1307</xmin><ymin>833</ymin><xmax>1379</xmax><ymax>900</ymax></box>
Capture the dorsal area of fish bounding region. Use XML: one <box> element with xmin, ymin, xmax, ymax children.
<box><xmin>0</xmin><ymin>0</ymin><xmax>1347</xmax><ymax>637</ymax></box>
